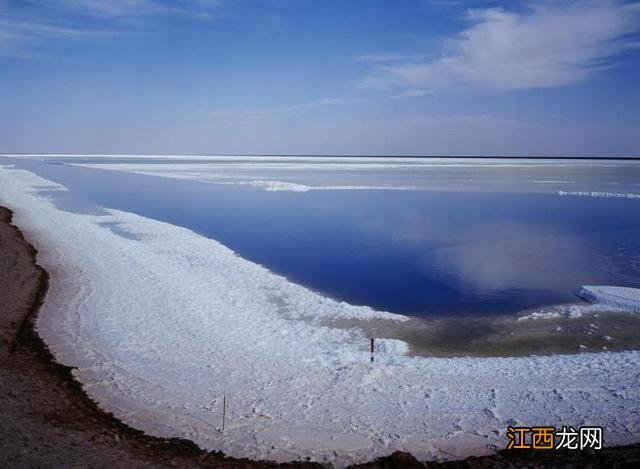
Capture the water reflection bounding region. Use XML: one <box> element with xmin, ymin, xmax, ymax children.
<box><xmin>427</xmin><ymin>222</ymin><xmax>591</xmax><ymax>293</ymax></box>
<box><xmin>4</xmin><ymin>155</ymin><xmax>640</xmax><ymax>319</ymax></box>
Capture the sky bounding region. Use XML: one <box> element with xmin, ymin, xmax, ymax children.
<box><xmin>1</xmin><ymin>0</ymin><xmax>639</xmax><ymax>156</ymax></box>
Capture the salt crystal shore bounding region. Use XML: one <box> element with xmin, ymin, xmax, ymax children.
<box><xmin>1</xmin><ymin>165</ymin><xmax>639</xmax><ymax>467</ymax></box>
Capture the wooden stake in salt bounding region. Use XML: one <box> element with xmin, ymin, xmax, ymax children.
<box><xmin>370</xmin><ymin>338</ymin><xmax>374</xmax><ymax>363</ymax></box>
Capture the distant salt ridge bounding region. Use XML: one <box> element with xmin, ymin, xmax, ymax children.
<box><xmin>229</xmin><ymin>180</ymin><xmax>312</xmax><ymax>192</ymax></box>
<box><xmin>577</xmin><ymin>286</ymin><xmax>640</xmax><ymax>313</ymax></box>
<box><xmin>517</xmin><ymin>286</ymin><xmax>640</xmax><ymax>321</ymax></box>
<box><xmin>225</xmin><ymin>180</ymin><xmax>417</xmax><ymax>192</ymax></box>
<box><xmin>71</xmin><ymin>163</ymin><xmax>419</xmax><ymax>191</ymax></box>
<box><xmin>559</xmin><ymin>190</ymin><xmax>640</xmax><ymax>199</ymax></box>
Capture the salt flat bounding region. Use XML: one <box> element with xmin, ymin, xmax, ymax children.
<box><xmin>1</xmin><ymin>164</ymin><xmax>639</xmax><ymax>466</ymax></box>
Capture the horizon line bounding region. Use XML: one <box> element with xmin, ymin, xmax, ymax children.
<box><xmin>2</xmin><ymin>153</ymin><xmax>640</xmax><ymax>160</ymax></box>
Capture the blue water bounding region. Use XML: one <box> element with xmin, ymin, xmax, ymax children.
<box><xmin>6</xmin><ymin>156</ymin><xmax>640</xmax><ymax>317</ymax></box>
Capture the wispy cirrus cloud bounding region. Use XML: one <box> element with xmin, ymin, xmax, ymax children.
<box><xmin>48</xmin><ymin>0</ymin><xmax>222</xmax><ymax>19</ymax></box>
<box><xmin>207</xmin><ymin>97</ymin><xmax>363</xmax><ymax>119</ymax></box>
<box><xmin>0</xmin><ymin>0</ymin><xmax>223</xmax><ymax>57</ymax></box>
<box><xmin>356</xmin><ymin>52</ymin><xmax>433</xmax><ymax>63</ymax></box>
<box><xmin>52</xmin><ymin>0</ymin><xmax>161</xmax><ymax>18</ymax></box>
<box><xmin>0</xmin><ymin>14</ymin><xmax>115</xmax><ymax>58</ymax></box>
<box><xmin>361</xmin><ymin>1</ymin><xmax>640</xmax><ymax>91</ymax></box>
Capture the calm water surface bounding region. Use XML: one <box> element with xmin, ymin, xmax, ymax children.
<box><xmin>5</xmin><ymin>156</ymin><xmax>640</xmax><ymax>319</ymax></box>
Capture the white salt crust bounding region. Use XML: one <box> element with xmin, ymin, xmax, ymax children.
<box><xmin>1</xmin><ymin>165</ymin><xmax>639</xmax><ymax>466</ymax></box>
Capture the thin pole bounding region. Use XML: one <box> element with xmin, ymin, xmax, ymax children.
<box><xmin>370</xmin><ymin>338</ymin><xmax>374</xmax><ymax>363</ymax></box>
<box><xmin>222</xmin><ymin>394</ymin><xmax>226</xmax><ymax>432</ymax></box>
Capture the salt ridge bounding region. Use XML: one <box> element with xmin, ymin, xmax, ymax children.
<box><xmin>559</xmin><ymin>190</ymin><xmax>640</xmax><ymax>199</ymax></box>
<box><xmin>577</xmin><ymin>286</ymin><xmax>640</xmax><ymax>313</ymax></box>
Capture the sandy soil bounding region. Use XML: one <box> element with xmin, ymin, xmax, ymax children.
<box><xmin>1</xmin><ymin>204</ymin><xmax>638</xmax><ymax>468</ymax></box>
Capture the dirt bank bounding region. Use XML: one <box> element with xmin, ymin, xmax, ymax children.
<box><xmin>0</xmin><ymin>206</ymin><xmax>320</xmax><ymax>468</ymax></box>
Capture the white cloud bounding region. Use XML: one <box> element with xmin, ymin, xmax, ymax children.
<box><xmin>207</xmin><ymin>97</ymin><xmax>362</xmax><ymax>119</ymax></box>
<box><xmin>49</xmin><ymin>0</ymin><xmax>221</xmax><ymax>19</ymax></box>
<box><xmin>392</xmin><ymin>89</ymin><xmax>432</xmax><ymax>99</ymax></box>
<box><xmin>54</xmin><ymin>1</ymin><xmax>159</xmax><ymax>17</ymax></box>
<box><xmin>362</xmin><ymin>1</ymin><xmax>640</xmax><ymax>90</ymax></box>
<box><xmin>0</xmin><ymin>0</ymin><xmax>223</xmax><ymax>57</ymax></box>
<box><xmin>0</xmin><ymin>14</ymin><xmax>113</xmax><ymax>57</ymax></box>
<box><xmin>356</xmin><ymin>52</ymin><xmax>433</xmax><ymax>63</ymax></box>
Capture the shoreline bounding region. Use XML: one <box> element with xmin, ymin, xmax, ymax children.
<box><xmin>2</xmin><ymin>204</ymin><xmax>640</xmax><ymax>467</ymax></box>
<box><xmin>0</xmin><ymin>205</ymin><xmax>318</xmax><ymax>468</ymax></box>
<box><xmin>3</xmin><ymin>204</ymin><xmax>640</xmax><ymax>467</ymax></box>
<box><xmin>6</xmin><ymin>156</ymin><xmax>640</xmax><ymax>360</ymax></box>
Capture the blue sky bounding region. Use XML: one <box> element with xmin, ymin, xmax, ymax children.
<box><xmin>1</xmin><ymin>0</ymin><xmax>639</xmax><ymax>156</ymax></box>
